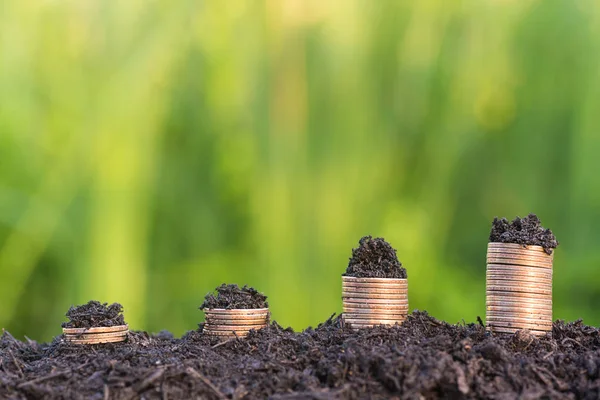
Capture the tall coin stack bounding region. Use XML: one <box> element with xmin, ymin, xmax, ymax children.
<box><xmin>486</xmin><ymin>242</ymin><xmax>553</xmax><ymax>335</ymax></box>
<box><xmin>342</xmin><ymin>276</ymin><xmax>408</xmax><ymax>330</ymax></box>
<box><xmin>62</xmin><ymin>324</ymin><xmax>129</xmax><ymax>345</ymax></box>
<box><xmin>203</xmin><ymin>308</ymin><xmax>270</xmax><ymax>338</ymax></box>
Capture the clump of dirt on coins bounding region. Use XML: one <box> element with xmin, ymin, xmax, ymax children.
<box><xmin>61</xmin><ymin>301</ymin><xmax>125</xmax><ymax>328</ymax></box>
<box><xmin>344</xmin><ymin>236</ymin><xmax>407</xmax><ymax>279</ymax></box>
<box><xmin>201</xmin><ymin>284</ymin><xmax>268</xmax><ymax>310</ymax></box>
<box><xmin>489</xmin><ymin>213</ymin><xmax>559</xmax><ymax>254</ymax></box>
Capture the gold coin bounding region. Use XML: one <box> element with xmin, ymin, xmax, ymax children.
<box><xmin>486</xmin><ymin>284</ymin><xmax>551</xmax><ymax>295</ymax></box>
<box><xmin>64</xmin><ymin>331</ymin><xmax>128</xmax><ymax>340</ymax></box>
<box><xmin>62</xmin><ymin>324</ymin><xmax>129</xmax><ymax>335</ymax></box>
<box><xmin>205</xmin><ymin>318</ymin><xmax>268</xmax><ymax>326</ymax></box>
<box><xmin>342</xmin><ymin>285</ymin><xmax>408</xmax><ymax>295</ymax></box>
<box><xmin>343</xmin><ymin>317</ymin><xmax>404</xmax><ymax>324</ymax></box>
<box><xmin>486</xmin><ymin>256</ymin><xmax>552</xmax><ymax>268</ymax></box>
<box><xmin>342</xmin><ymin>276</ymin><xmax>407</xmax><ymax>284</ymax></box>
<box><xmin>343</xmin><ymin>302</ymin><xmax>408</xmax><ymax>310</ymax></box>
<box><xmin>343</xmin><ymin>307</ymin><xmax>408</xmax><ymax>315</ymax></box>
<box><xmin>486</xmin><ymin>295</ymin><xmax>552</xmax><ymax>307</ymax></box>
<box><xmin>486</xmin><ymin>309</ymin><xmax>552</xmax><ymax>319</ymax></box>
<box><xmin>203</xmin><ymin>308</ymin><xmax>269</xmax><ymax>314</ymax></box>
<box><xmin>486</xmin><ymin>304</ymin><xmax>552</xmax><ymax>314</ymax></box>
<box><xmin>64</xmin><ymin>335</ymin><xmax>128</xmax><ymax>345</ymax></box>
<box><xmin>486</xmin><ymin>326</ymin><xmax>549</xmax><ymax>335</ymax></box>
<box><xmin>486</xmin><ymin>316</ymin><xmax>552</xmax><ymax>327</ymax></box>
<box><xmin>485</xmin><ymin>273</ymin><xmax>553</xmax><ymax>284</ymax></box>
<box><xmin>342</xmin><ymin>298</ymin><xmax>409</xmax><ymax>305</ymax></box>
<box><xmin>486</xmin><ymin>280</ymin><xmax>552</xmax><ymax>290</ymax></box>
<box><xmin>204</xmin><ymin>323</ymin><xmax>267</xmax><ymax>331</ymax></box>
<box><xmin>341</xmin><ymin>291</ymin><xmax>408</xmax><ymax>300</ymax></box>
<box><xmin>486</xmin><ymin>255</ymin><xmax>553</xmax><ymax>267</ymax></box>
<box><xmin>487</xmin><ymin>242</ymin><xmax>549</xmax><ymax>253</ymax></box>
<box><xmin>486</xmin><ymin>264</ymin><xmax>553</xmax><ymax>276</ymax></box>
<box><xmin>486</xmin><ymin>247</ymin><xmax>552</xmax><ymax>258</ymax></box>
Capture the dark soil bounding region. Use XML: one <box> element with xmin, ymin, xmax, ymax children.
<box><xmin>344</xmin><ymin>236</ymin><xmax>407</xmax><ymax>279</ymax></box>
<box><xmin>61</xmin><ymin>301</ymin><xmax>126</xmax><ymax>329</ymax></box>
<box><xmin>2</xmin><ymin>311</ymin><xmax>600</xmax><ymax>399</ymax></box>
<box><xmin>201</xmin><ymin>284</ymin><xmax>268</xmax><ymax>310</ymax></box>
<box><xmin>489</xmin><ymin>213</ymin><xmax>559</xmax><ymax>254</ymax></box>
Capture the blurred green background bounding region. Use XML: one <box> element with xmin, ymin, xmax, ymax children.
<box><xmin>1</xmin><ymin>0</ymin><xmax>599</xmax><ymax>342</ymax></box>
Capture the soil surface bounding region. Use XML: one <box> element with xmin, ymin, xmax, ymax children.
<box><xmin>4</xmin><ymin>311</ymin><xmax>598</xmax><ymax>399</ymax></box>
<box><xmin>344</xmin><ymin>236</ymin><xmax>407</xmax><ymax>279</ymax></box>
<box><xmin>61</xmin><ymin>301</ymin><xmax>126</xmax><ymax>329</ymax></box>
<box><xmin>489</xmin><ymin>213</ymin><xmax>559</xmax><ymax>254</ymax></box>
<box><xmin>201</xmin><ymin>284</ymin><xmax>268</xmax><ymax>310</ymax></box>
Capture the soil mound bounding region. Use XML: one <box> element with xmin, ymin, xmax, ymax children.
<box><xmin>61</xmin><ymin>301</ymin><xmax>125</xmax><ymax>329</ymax></box>
<box><xmin>489</xmin><ymin>213</ymin><xmax>559</xmax><ymax>254</ymax></box>
<box><xmin>344</xmin><ymin>236</ymin><xmax>407</xmax><ymax>278</ymax></box>
<box><xmin>3</xmin><ymin>311</ymin><xmax>600</xmax><ymax>398</ymax></box>
<box><xmin>201</xmin><ymin>284</ymin><xmax>268</xmax><ymax>310</ymax></box>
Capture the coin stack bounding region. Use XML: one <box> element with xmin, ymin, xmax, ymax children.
<box><xmin>342</xmin><ymin>276</ymin><xmax>408</xmax><ymax>330</ymax></box>
<box><xmin>62</xmin><ymin>324</ymin><xmax>129</xmax><ymax>344</ymax></box>
<box><xmin>202</xmin><ymin>308</ymin><xmax>270</xmax><ymax>338</ymax></box>
<box><xmin>486</xmin><ymin>242</ymin><xmax>553</xmax><ymax>335</ymax></box>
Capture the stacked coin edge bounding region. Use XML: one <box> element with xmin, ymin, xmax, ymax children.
<box><xmin>62</xmin><ymin>324</ymin><xmax>129</xmax><ymax>344</ymax></box>
<box><xmin>342</xmin><ymin>276</ymin><xmax>408</xmax><ymax>330</ymax></box>
<box><xmin>486</xmin><ymin>242</ymin><xmax>553</xmax><ymax>336</ymax></box>
<box><xmin>203</xmin><ymin>308</ymin><xmax>270</xmax><ymax>338</ymax></box>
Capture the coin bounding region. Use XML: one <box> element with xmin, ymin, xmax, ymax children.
<box><xmin>486</xmin><ymin>264</ymin><xmax>552</xmax><ymax>275</ymax></box>
<box><xmin>342</xmin><ymin>285</ymin><xmax>408</xmax><ymax>295</ymax></box>
<box><xmin>486</xmin><ymin>309</ymin><xmax>552</xmax><ymax>319</ymax></box>
<box><xmin>486</xmin><ymin>247</ymin><xmax>552</xmax><ymax>257</ymax></box>
<box><xmin>486</xmin><ymin>284</ymin><xmax>551</xmax><ymax>295</ymax></box>
<box><xmin>204</xmin><ymin>323</ymin><xmax>267</xmax><ymax>331</ymax></box>
<box><xmin>486</xmin><ymin>256</ymin><xmax>552</xmax><ymax>268</ymax></box>
<box><xmin>64</xmin><ymin>331</ymin><xmax>128</xmax><ymax>340</ymax></box>
<box><xmin>203</xmin><ymin>308</ymin><xmax>270</xmax><ymax>315</ymax></box>
<box><xmin>342</xmin><ymin>297</ymin><xmax>409</xmax><ymax>304</ymax></box>
<box><xmin>485</xmin><ymin>273</ymin><xmax>553</xmax><ymax>283</ymax></box>
<box><xmin>486</xmin><ymin>303</ymin><xmax>552</xmax><ymax>313</ymax></box>
<box><xmin>487</xmin><ymin>243</ymin><xmax>549</xmax><ymax>253</ymax></box>
<box><xmin>486</xmin><ymin>317</ymin><xmax>552</xmax><ymax>328</ymax></box>
<box><xmin>486</xmin><ymin>280</ymin><xmax>552</xmax><ymax>290</ymax></box>
<box><xmin>341</xmin><ymin>292</ymin><xmax>408</xmax><ymax>300</ymax></box>
<box><xmin>342</xmin><ymin>303</ymin><xmax>408</xmax><ymax>313</ymax></box>
<box><xmin>64</xmin><ymin>335</ymin><xmax>128</xmax><ymax>345</ymax></box>
<box><xmin>342</xmin><ymin>276</ymin><xmax>407</xmax><ymax>284</ymax></box>
<box><xmin>343</xmin><ymin>317</ymin><xmax>404</xmax><ymax>324</ymax></box>
<box><xmin>486</xmin><ymin>326</ymin><xmax>549</xmax><ymax>336</ymax></box>
<box><xmin>62</xmin><ymin>324</ymin><xmax>129</xmax><ymax>335</ymax></box>
<box><xmin>205</xmin><ymin>319</ymin><xmax>268</xmax><ymax>326</ymax></box>
<box><xmin>343</xmin><ymin>306</ymin><xmax>408</xmax><ymax>314</ymax></box>
<box><xmin>485</xmin><ymin>295</ymin><xmax>552</xmax><ymax>310</ymax></box>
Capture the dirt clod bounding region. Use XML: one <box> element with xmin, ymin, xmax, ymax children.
<box><xmin>344</xmin><ymin>236</ymin><xmax>407</xmax><ymax>278</ymax></box>
<box><xmin>61</xmin><ymin>301</ymin><xmax>125</xmax><ymax>329</ymax></box>
<box><xmin>201</xmin><ymin>284</ymin><xmax>268</xmax><ymax>310</ymax></box>
<box><xmin>489</xmin><ymin>213</ymin><xmax>559</xmax><ymax>254</ymax></box>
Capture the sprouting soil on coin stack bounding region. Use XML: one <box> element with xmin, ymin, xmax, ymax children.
<box><xmin>61</xmin><ymin>301</ymin><xmax>126</xmax><ymax>328</ymax></box>
<box><xmin>344</xmin><ymin>236</ymin><xmax>407</xmax><ymax>278</ymax></box>
<box><xmin>489</xmin><ymin>213</ymin><xmax>559</xmax><ymax>254</ymax></box>
<box><xmin>201</xmin><ymin>284</ymin><xmax>268</xmax><ymax>309</ymax></box>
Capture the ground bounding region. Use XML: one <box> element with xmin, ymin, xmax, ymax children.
<box><xmin>1</xmin><ymin>311</ymin><xmax>598</xmax><ymax>399</ymax></box>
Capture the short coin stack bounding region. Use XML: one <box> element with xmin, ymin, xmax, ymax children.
<box><xmin>62</xmin><ymin>324</ymin><xmax>129</xmax><ymax>344</ymax></box>
<box><xmin>342</xmin><ymin>276</ymin><xmax>408</xmax><ymax>330</ymax></box>
<box><xmin>203</xmin><ymin>308</ymin><xmax>270</xmax><ymax>338</ymax></box>
<box><xmin>486</xmin><ymin>242</ymin><xmax>553</xmax><ymax>335</ymax></box>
